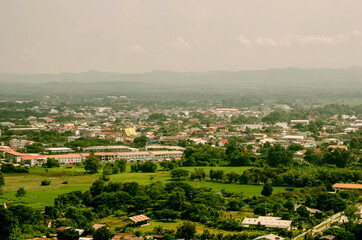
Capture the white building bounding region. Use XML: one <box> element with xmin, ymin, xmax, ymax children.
<box><xmin>21</xmin><ymin>155</ymin><xmax>47</xmax><ymax>167</ymax></box>
<box><xmin>290</xmin><ymin>120</ymin><xmax>309</xmax><ymax>125</ymax></box>
<box><xmin>242</xmin><ymin>216</ymin><xmax>292</xmax><ymax>230</ymax></box>
<box><xmin>149</xmin><ymin>151</ymin><xmax>183</xmax><ymax>161</ymax></box>
<box><xmin>254</xmin><ymin>234</ymin><xmax>285</xmax><ymax>240</ymax></box>
<box><xmin>9</xmin><ymin>139</ymin><xmax>27</xmax><ymax>149</ymax></box>
<box><xmin>83</xmin><ymin>145</ymin><xmax>133</xmax><ymax>152</ymax></box>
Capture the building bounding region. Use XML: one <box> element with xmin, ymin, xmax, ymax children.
<box><xmin>291</xmin><ymin>120</ymin><xmax>309</xmax><ymax>125</ymax></box>
<box><xmin>333</xmin><ymin>183</ymin><xmax>362</xmax><ymax>192</ymax></box>
<box><xmin>282</xmin><ymin>135</ymin><xmax>304</xmax><ymax>141</ymax></box>
<box><xmin>9</xmin><ymin>139</ymin><xmax>28</xmax><ymax>149</ymax></box>
<box><xmin>129</xmin><ymin>214</ymin><xmax>151</xmax><ymax>227</ymax></box>
<box><xmin>149</xmin><ymin>151</ymin><xmax>183</xmax><ymax>161</ymax></box>
<box><xmin>254</xmin><ymin>234</ymin><xmax>285</xmax><ymax>240</ymax></box>
<box><xmin>0</xmin><ymin>148</ymin><xmax>24</xmax><ymax>163</ymax></box>
<box><xmin>118</xmin><ymin>151</ymin><xmax>152</xmax><ymax>162</ymax></box>
<box><xmin>242</xmin><ymin>216</ymin><xmax>292</xmax><ymax>230</ymax></box>
<box><xmin>83</xmin><ymin>145</ymin><xmax>132</xmax><ymax>152</ymax></box>
<box><xmin>122</xmin><ymin>128</ymin><xmax>137</xmax><ymax>137</ymax></box>
<box><xmin>46</xmin><ymin>154</ymin><xmax>84</xmax><ymax>164</ymax></box>
<box><xmin>294</xmin><ymin>204</ymin><xmax>321</xmax><ymax>215</ymax></box>
<box><xmin>21</xmin><ymin>155</ymin><xmax>46</xmax><ymax>167</ymax></box>
<box><xmin>45</xmin><ymin>147</ymin><xmax>74</xmax><ymax>153</ymax></box>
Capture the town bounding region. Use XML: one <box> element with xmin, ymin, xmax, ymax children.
<box><xmin>0</xmin><ymin>97</ymin><xmax>361</xmax><ymax>240</ymax></box>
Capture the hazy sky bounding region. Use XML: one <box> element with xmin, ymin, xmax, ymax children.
<box><xmin>1</xmin><ymin>0</ymin><xmax>361</xmax><ymax>73</ymax></box>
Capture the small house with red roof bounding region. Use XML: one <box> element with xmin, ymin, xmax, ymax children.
<box><xmin>218</xmin><ymin>139</ymin><xmax>229</xmax><ymax>147</ymax></box>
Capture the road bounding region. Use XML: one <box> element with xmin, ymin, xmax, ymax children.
<box><xmin>293</xmin><ymin>212</ymin><xmax>343</xmax><ymax>240</ymax></box>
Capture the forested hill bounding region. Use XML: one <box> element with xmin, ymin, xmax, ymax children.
<box><xmin>0</xmin><ymin>68</ymin><xmax>361</xmax><ymax>102</ymax></box>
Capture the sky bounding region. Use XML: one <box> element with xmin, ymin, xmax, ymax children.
<box><xmin>0</xmin><ymin>0</ymin><xmax>361</xmax><ymax>73</ymax></box>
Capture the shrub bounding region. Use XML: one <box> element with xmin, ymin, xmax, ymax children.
<box><xmin>41</xmin><ymin>179</ymin><xmax>51</xmax><ymax>186</ymax></box>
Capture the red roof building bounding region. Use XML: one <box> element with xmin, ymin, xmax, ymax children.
<box><xmin>333</xmin><ymin>183</ymin><xmax>362</xmax><ymax>191</ymax></box>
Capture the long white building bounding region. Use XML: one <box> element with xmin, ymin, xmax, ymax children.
<box><xmin>242</xmin><ymin>216</ymin><xmax>292</xmax><ymax>230</ymax></box>
<box><xmin>45</xmin><ymin>150</ymin><xmax>183</xmax><ymax>164</ymax></box>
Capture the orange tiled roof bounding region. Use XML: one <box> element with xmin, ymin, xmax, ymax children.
<box><xmin>333</xmin><ymin>183</ymin><xmax>362</xmax><ymax>189</ymax></box>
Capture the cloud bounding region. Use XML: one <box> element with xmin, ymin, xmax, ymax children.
<box><xmin>256</xmin><ymin>37</ymin><xmax>278</xmax><ymax>47</ymax></box>
<box><xmin>235</xmin><ymin>35</ymin><xmax>252</xmax><ymax>47</ymax></box>
<box><xmin>169</xmin><ymin>36</ymin><xmax>200</xmax><ymax>50</ymax></box>
<box><xmin>236</xmin><ymin>30</ymin><xmax>361</xmax><ymax>48</ymax></box>
<box><xmin>129</xmin><ymin>44</ymin><xmax>144</xmax><ymax>52</ymax></box>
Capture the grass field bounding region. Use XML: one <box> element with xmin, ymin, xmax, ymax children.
<box><xmin>0</xmin><ymin>165</ymin><xmax>291</xmax><ymax>209</ymax></box>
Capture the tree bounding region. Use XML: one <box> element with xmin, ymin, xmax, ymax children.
<box><xmin>45</xmin><ymin>158</ymin><xmax>60</xmax><ymax>168</ymax></box>
<box><xmin>57</xmin><ymin>228</ymin><xmax>79</xmax><ymax>240</ymax></box>
<box><xmin>304</xmin><ymin>148</ymin><xmax>322</xmax><ymax>165</ymax></box>
<box><xmin>296</xmin><ymin>205</ymin><xmax>310</xmax><ymax>218</ymax></box>
<box><xmin>261</xmin><ymin>182</ymin><xmax>273</xmax><ymax>197</ymax></box>
<box><xmin>170</xmin><ymin>169</ymin><xmax>189</xmax><ymax>180</ymax></box>
<box><xmin>41</xmin><ymin>179</ymin><xmax>51</xmax><ymax>186</ymax></box>
<box><xmin>267</xmin><ymin>144</ymin><xmax>293</xmax><ymax>167</ymax></box>
<box><xmin>140</xmin><ymin>161</ymin><xmax>157</xmax><ymax>173</ymax></box>
<box><xmin>0</xmin><ymin>206</ymin><xmax>16</xmax><ymax>239</ymax></box>
<box><xmin>176</xmin><ymin>221</ymin><xmax>196</xmax><ymax>240</ymax></box>
<box><xmin>209</xmin><ymin>169</ymin><xmax>224</xmax><ymax>181</ymax></box>
<box><xmin>148</xmin><ymin>113</ymin><xmax>167</xmax><ymax>121</ymax></box>
<box><xmin>115</xmin><ymin>159</ymin><xmax>127</xmax><ymax>173</ymax></box>
<box><xmin>160</xmin><ymin>160</ymin><xmax>178</xmax><ymax>170</ymax></box>
<box><xmin>288</xmin><ymin>144</ymin><xmax>304</xmax><ymax>152</ymax></box>
<box><xmin>15</xmin><ymin>187</ymin><xmax>26</xmax><ymax>199</ymax></box>
<box><xmin>156</xmin><ymin>209</ymin><xmax>180</xmax><ymax>221</ymax></box>
<box><xmin>323</xmin><ymin>148</ymin><xmax>354</xmax><ymax>168</ymax></box>
<box><xmin>90</xmin><ymin>179</ymin><xmax>105</xmax><ymax>197</ymax></box>
<box><xmin>26</xmin><ymin>142</ymin><xmax>44</xmax><ymax>153</ymax></box>
<box><xmin>316</xmin><ymin>193</ymin><xmax>346</xmax><ymax>212</ymax></box>
<box><xmin>0</xmin><ymin>172</ymin><xmax>4</xmax><ymax>190</ymax></box>
<box><xmin>84</xmin><ymin>153</ymin><xmax>101</xmax><ymax>174</ymax></box>
<box><xmin>349</xmin><ymin>137</ymin><xmax>361</xmax><ymax>150</ymax></box>
<box><xmin>93</xmin><ymin>226</ymin><xmax>112</xmax><ymax>240</ymax></box>
<box><xmin>133</xmin><ymin>135</ymin><xmax>148</xmax><ymax>148</ymax></box>
<box><xmin>190</xmin><ymin>168</ymin><xmax>206</xmax><ymax>181</ymax></box>
<box><xmin>344</xmin><ymin>205</ymin><xmax>359</xmax><ymax>223</ymax></box>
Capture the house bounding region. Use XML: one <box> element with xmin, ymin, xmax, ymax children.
<box><xmin>294</xmin><ymin>204</ymin><xmax>321</xmax><ymax>215</ymax></box>
<box><xmin>253</xmin><ymin>234</ymin><xmax>284</xmax><ymax>240</ymax></box>
<box><xmin>57</xmin><ymin>226</ymin><xmax>72</xmax><ymax>231</ymax></box>
<box><xmin>112</xmin><ymin>233</ymin><xmax>136</xmax><ymax>240</ymax></box>
<box><xmin>92</xmin><ymin>224</ymin><xmax>109</xmax><ymax>230</ymax></box>
<box><xmin>242</xmin><ymin>216</ymin><xmax>292</xmax><ymax>230</ymax></box>
<box><xmin>332</xmin><ymin>183</ymin><xmax>362</xmax><ymax>192</ymax></box>
<box><xmin>129</xmin><ymin>214</ymin><xmax>151</xmax><ymax>227</ymax></box>
<box><xmin>79</xmin><ymin>236</ymin><xmax>94</xmax><ymax>240</ymax></box>
<box><xmin>320</xmin><ymin>236</ymin><xmax>335</xmax><ymax>240</ymax></box>
<box><xmin>327</xmin><ymin>145</ymin><xmax>347</xmax><ymax>150</ymax></box>
<box><xmin>218</xmin><ymin>139</ymin><xmax>229</xmax><ymax>147</ymax></box>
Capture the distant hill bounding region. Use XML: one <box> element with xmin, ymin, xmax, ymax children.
<box><xmin>0</xmin><ymin>68</ymin><xmax>361</xmax><ymax>102</ymax></box>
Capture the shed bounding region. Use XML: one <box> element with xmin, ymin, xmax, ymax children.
<box><xmin>129</xmin><ymin>214</ymin><xmax>151</xmax><ymax>227</ymax></box>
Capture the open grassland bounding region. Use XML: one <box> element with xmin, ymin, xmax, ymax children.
<box><xmin>0</xmin><ymin>165</ymin><xmax>290</xmax><ymax>209</ymax></box>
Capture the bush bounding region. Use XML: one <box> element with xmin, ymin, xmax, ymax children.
<box><xmin>62</xmin><ymin>181</ymin><xmax>68</xmax><ymax>184</ymax></box>
<box><xmin>100</xmin><ymin>175</ymin><xmax>110</xmax><ymax>181</ymax></box>
<box><xmin>1</xmin><ymin>164</ymin><xmax>29</xmax><ymax>173</ymax></box>
<box><xmin>41</xmin><ymin>179</ymin><xmax>51</xmax><ymax>186</ymax></box>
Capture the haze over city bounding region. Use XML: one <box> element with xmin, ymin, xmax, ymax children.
<box><xmin>1</xmin><ymin>0</ymin><xmax>362</xmax><ymax>73</ymax></box>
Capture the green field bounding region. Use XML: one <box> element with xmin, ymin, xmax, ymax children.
<box><xmin>0</xmin><ymin>165</ymin><xmax>291</xmax><ymax>209</ymax></box>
